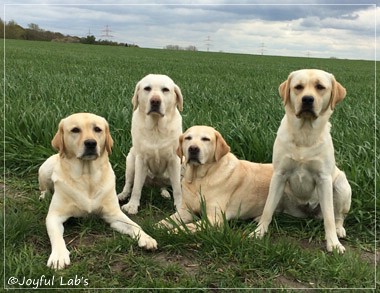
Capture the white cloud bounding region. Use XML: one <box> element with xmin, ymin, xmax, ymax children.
<box><xmin>3</xmin><ymin>2</ymin><xmax>378</xmax><ymax>60</ymax></box>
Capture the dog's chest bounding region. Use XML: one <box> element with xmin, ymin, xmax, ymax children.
<box><xmin>283</xmin><ymin>152</ymin><xmax>329</xmax><ymax>202</ymax></box>
<box><xmin>136</xmin><ymin>130</ymin><xmax>179</xmax><ymax>174</ymax></box>
<box><xmin>54</xmin><ymin>172</ymin><xmax>112</xmax><ymax>215</ymax></box>
<box><xmin>287</xmin><ymin>166</ymin><xmax>316</xmax><ymax>197</ymax></box>
<box><xmin>146</xmin><ymin>152</ymin><xmax>170</xmax><ymax>175</ymax></box>
<box><xmin>137</xmin><ymin>129</ymin><xmax>178</xmax><ymax>149</ymax></box>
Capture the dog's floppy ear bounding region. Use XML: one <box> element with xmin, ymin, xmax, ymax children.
<box><xmin>279</xmin><ymin>72</ymin><xmax>292</xmax><ymax>106</ymax></box>
<box><xmin>176</xmin><ymin>134</ymin><xmax>184</xmax><ymax>158</ymax></box>
<box><xmin>330</xmin><ymin>75</ymin><xmax>346</xmax><ymax>110</ymax></box>
<box><xmin>214</xmin><ymin>130</ymin><xmax>230</xmax><ymax>162</ymax></box>
<box><xmin>132</xmin><ymin>81</ymin><xmax>140</xmax><ymax>111</ymax></box>
<box><xmin>174</xmin><ymin>84</ymin><xmax>183</xmax><ymax>112</ymax></box>
<box><xmin>105</xmin><ymin>122</ymin><xmax>114</xmax><ymax>155</ymax></box>
<box><xmin>51</xmin><ymin>119</ymin><xmax>65</xmax><ymax>156</ymax></box>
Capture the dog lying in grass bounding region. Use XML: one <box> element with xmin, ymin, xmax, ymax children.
<box><xmin>39</xmin><ymin>112</ymin><xmax>157</xmax><ymax>270</ymax></box>
<box><xmin>158</xmin><ymin>125</ymin><xmax>273</xmax><ymax>232</ymax></box>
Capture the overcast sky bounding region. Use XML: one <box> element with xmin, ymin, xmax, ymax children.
<box><xmin>3</xmin><ymin>1</ymin><xmax>378</xmax><ymax>60</ymax></box>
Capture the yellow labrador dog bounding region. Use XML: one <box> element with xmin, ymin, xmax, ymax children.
<box><xmin>253</xmin><ymin>69</ymin><xmax>351</xmax><ymax>253</ymax></box>
<box><xmin>39</xmin><ymin>113</ymin><xmax>157</xmax><ymax>270</ymax></box>
<box><xmin>158</xmin><ymin>125</ymin><xmax>273</xmax><ymax>231</ymax></box>
<box><xmin>118</xmin><ymin>74</ymin><xmax>183</xmax><ymax>214</ymax></box>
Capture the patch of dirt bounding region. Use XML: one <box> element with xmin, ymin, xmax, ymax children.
<box><xmin>275</xmin><ymin>275</ymin><xmax>316</xmax><ymax>290</ymax></box>
<box><xmin>360</xmin><ymin>249</ymin><xmax>377</xmax><ymax>265</ymax></box>
<box><xmin>64</xmin><ymin>231</ymin><xmax>107</xmax><ymax>248</ymax></box>
<box><xmin>153</xmin><ymin>251</ymin><xmax>200</xmax><ymax>276</ymax></box>
<box><xmin>272</xmin><ymin>235</ymin><xmax>377</xmax><ymax>289</ymax></box>
<box><xmin>299</xmin><ymin>237</ymin><xmax>376</xmax><ymax>265</ymax></box>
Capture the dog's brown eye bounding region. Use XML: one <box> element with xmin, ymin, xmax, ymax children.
<box><xmin>94</xmin><ymin>127</ymin><xmax>102</xmax><ymax>133</ymax></box>
<box><xmin>162</xmin><ymin>87</ymin><xmax>170</xmax><ymax>93</ymax></box>
<box><xmin>316</xmin><ymin>84</ymin><xmax>326</xmax><ymax>90</ymax></box>
<box><xmin>294</xmin><ymin>85</ymin><xmax>304</xmax><ymax>90</ymax></box>
<box><xmin>184</xmin><ymin>136</ymin><xmax>192</xmax><ymax>140</ymax></box>
<box><xmin>71</xmin><ymin>127</ymin><xmax>80</xmax><ymax>133</ymax></box>
<box><xmin>201</xmin><ymin>137</ymin><xmax>210</xmax><ymax>142</ymax></box>
<box><xmin>144</xmin><ymin>86</ymin><xmax>151</xmax><ymax>91</ymax></box>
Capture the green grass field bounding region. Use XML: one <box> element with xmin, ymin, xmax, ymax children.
<box><xmin>2</xmin><ymin>39</ymin><xmax>378</xmax><ymax>290</ymax></box>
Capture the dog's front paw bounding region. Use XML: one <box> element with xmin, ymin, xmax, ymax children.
<box><xmin>117</xmin><ymin>191</ymin><xmax>130</xmax><ymax>201</ymax></box>
<box><xmin>327</xmin><ymin>240</ymin><xmax>346</xmax><ymax>254</ymax></box>
<box><xmin>47</xmin><ymin>249</ymin><xmax>70</xmax><ymax>270</ymax></box>
<box><xmin>137</xmin><ymin>234</ymin><xmax>158</xmax><ymax>250</ymax></box>
<box><xmin>160</xmin><ymin>188</ymin><xmax>171</xmax><ymax>199</ymax></box>
<box><xmin>156</xmin><ymin>219</ymin><xmax>172</xmax><ymax>229</ymax></box>
<box><xmin>39</xmin><ymin>192</ymin><xmax>46</xmax><ymax>200</ymax></box>
<box><xmin>249</xmin><ymin>224</ymin><xmax>268</xmax><ymax>239</ymax></box>
<box><xmin>336</xmin><ymin>226</ymin><xmax>346</xmax><ymax>238</ymax></box>
<box><xmin>121</xmin><ymin>202</ymin><xmax>139</xmax><ymax>214</ymax></box>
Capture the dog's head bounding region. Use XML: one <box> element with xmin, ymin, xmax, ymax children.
<box><xmin>51</xmin><ymin>113</ymin><xmax>113</xmax><ymax>160</ymax></box>
<box><xmin>132</xmin><ymin>74</ymin><xmax>183</xmax><ymax>117</ymax></box>
<box><xmin>278</xmin><ymin>69</ymin><xmax>346</xmax><ymax>120</ymax></box>
<box><xmin>177</xmin><ymin>126</ymin><xmax>230</xmax><ymax>166</ymax></box>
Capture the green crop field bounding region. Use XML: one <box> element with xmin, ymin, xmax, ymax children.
<box><xmin>2</xmin><ymin>39</ymin><xmax>378</xmax><ymax>290</ymax></box>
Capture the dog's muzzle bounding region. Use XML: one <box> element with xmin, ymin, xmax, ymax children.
<box><xmin>147</xmin><ymin>98</ymin><xmax>163</xmax><ymax>116</ymax></box>
<box><xmin>297</xmin><ymin>95</ymin><xmax>317</xmax><ymax>119</ymax></box>
<box><xmin>187</xmin><ymin>145</ymin><xmax>201</xmax><ymax>165</ymax></box>
<box><xmin>81</xmin><ymin>139</ymin><xmax>98</xmax><ymax>159</ymax></box>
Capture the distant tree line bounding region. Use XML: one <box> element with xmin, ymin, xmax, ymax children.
<box><xmin>0</xmin><ymin>19</ymin><xmax>68</xmax><ymax>41</ymax></box>
<box><xmin>79</xmin><ymin>34</ymin><xmax>138</xmax><ymax>47</ymax></box>
<box><xmin>164</xmin><ymin>44</ymin><xmax>198</xmax><ymax>51</ymax></box>
<box><xmin>0</xmin><ymin>19</ymin><xmax>139</xmax><ymax>47</ymax></box>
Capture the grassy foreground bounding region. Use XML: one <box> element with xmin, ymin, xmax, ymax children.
<box><xmin>2</xmin><ymin>39</ymin><xmax>378</xmax><ymax>290</ymax></box>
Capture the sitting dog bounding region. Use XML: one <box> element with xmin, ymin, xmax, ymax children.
<box><xmin>118</xmin><ymin>74</ymin><xmax>183</xmax><ymax>214</ymax></box>
<box><xmin>158</xmin><ymin>125</ymin><xmax>273</xmax><ymax>231</ymax></box>
<box><xmin>252</xmin><ymin>69</ymin><xmax>351</xmax><ymax>253</ymax></box>
<box><xmin>39</xmin><ymin>113</ymin><xmax>157</xmax><ymax>270</ymax></box>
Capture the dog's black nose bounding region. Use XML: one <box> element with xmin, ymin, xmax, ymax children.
<box><xmin>188</xmin><ymin>145</ymin><xmax>201</xmax><ymax>164</ymax></box>
<box><xmin>150</xmin><ymin>98</ymin><xmax>161</xmax><ymax>107</ymax></box>
<box><xmin>302</xmin><ymin>96</ymin><xmax>314</xmax><ymax>105</ymax></box>
<box><xmin>149</xmin><ymin>98</ymin><xmax>161</xmax><ymax>114</ymax></box>
<box><xmin>84</xmin><ymin>139</ymin><xmax>97</xmax><ymax>149</ymax></box>
<box><xmin>188</xmin><ymin>145</ymin><xmax>200</xmax><ymax>155</ymax></box>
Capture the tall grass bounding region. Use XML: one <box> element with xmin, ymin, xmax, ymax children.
<box><xmin>3</xmin><ymin>39</ymin><xmax>377</xmax><ymax>289</ymax></box>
